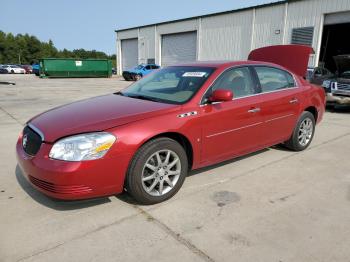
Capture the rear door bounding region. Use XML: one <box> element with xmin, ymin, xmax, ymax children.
<box><xmin>253</xmin><ymin>66</ymin><xmax>301</xmax><ymax>146</ymax></box>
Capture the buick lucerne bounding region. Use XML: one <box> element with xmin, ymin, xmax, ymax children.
<box><xmin>16</xmin><ymin>45</ymin><xmax>325</xmax><ymax>204</ymax></box>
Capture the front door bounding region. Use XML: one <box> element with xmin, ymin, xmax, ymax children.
<box><xmin>200</xmin><ymin>66</ymin><xmax>263</xmax><ymax>164</ymax></box>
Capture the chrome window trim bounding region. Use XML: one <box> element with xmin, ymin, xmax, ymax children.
<box><xmin>28</xmin><ymin>123</ymin><xmax>45</xmax><ymax>141</ymax></box>
<box><xmin>199</xmin><ymin>64</ymin><xmax>299</xmax><ymax>106</ymax></box>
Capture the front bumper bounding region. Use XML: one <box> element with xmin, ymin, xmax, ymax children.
<box><xmin>122</xmin><ymin>72</ymin><xmax>136</xmax><ymax>81</ymax></box>
<box><xmin>326</xmin><ymin>93</ymin><xmax>350</xmax><ymax>105</ymax></box>
<box><xmin>16</xmin><ymin>137</ymin><xmax>130</xmax><ymax>200</ymax></box>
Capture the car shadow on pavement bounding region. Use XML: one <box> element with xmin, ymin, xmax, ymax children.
<box><xmin>15</xmin><ymin>165</ymin><xmax>111</xmax><ymax>211</ymax></box>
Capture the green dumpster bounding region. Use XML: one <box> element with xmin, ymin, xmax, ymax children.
<box><xmin>39</xmin><ymin>58</ymin><xmax>112</xmax><ymax>78</ymax></box>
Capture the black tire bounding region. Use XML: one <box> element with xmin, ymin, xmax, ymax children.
<box><xmin>285</xmin><ymin>111</ymin><xmax>315</xmax><ymax>151</ymax></box>
<box><xmin>126</xmin><ymin>137</ymin><xmax>188</xmax><ymax>204</ymax></box>
<box><xmin>11</xmin><ymin>70</ymin><xmax>14</xmax><ymax>74</ymax></box>
<box><xmin>134</xmin><ymin>74</ymin><xmax>142</xmax><ymax>81</ymax></box>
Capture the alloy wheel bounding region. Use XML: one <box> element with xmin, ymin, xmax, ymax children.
<box><xmin>298</xmin><ymin>117</ymin><xmax>313</xmax><ymax>146</ymax></box>
<box><xmin>141</xmin><ymin>150</ymin><xmax>181</xmax><ymax>196</ymax></box>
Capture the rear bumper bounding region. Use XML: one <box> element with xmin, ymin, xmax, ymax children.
<box><xmin>326</xmin><ymin>93</ymin><xmax>350</xmax><ymax>105</ymax></box>
<box><xmin>16</xmin><ymin>137</ymin><xmax>131</xmax><ymax>200</ymax></box>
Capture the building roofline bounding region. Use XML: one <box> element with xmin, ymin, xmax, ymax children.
<box><xmin>115</xmin><ymin>0</ymin><xmax>294</xmax><ymax>33</ymax></box>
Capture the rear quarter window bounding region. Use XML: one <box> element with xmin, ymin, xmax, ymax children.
<box><xmin>255</xmin><ymin>66</ymin><xmax>295</xmax><ymax>92</ymax></box>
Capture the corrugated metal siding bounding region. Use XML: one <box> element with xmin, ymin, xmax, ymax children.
<box><xmin>285</xmin><ymin>0</ymin><xmax>350</xmax><ymax>65</ymax></box>
<box><xmin>200</xmin><ymin>10</ymin><xmax>253</xmax><ymax>60</ymax></box>
<box><xmin>116</xmin><ymin>0</ymin><xmax>350</xmax><ymax>72</ymax></box>
<box><xmin>252</xmin><ymin>5</ymin><xmax>285</xmax><ymax>49</ymax></box>
<box><xmin>139</xmin><ymin>26</ymin><xmax>155</xmax><ymax>64</ymax></box>
<box><xmin>117</xmin><ymin>29</ymin><xmax>138</xmax><ymax>40</ymax></box>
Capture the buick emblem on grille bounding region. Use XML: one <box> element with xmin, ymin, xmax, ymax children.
<box><xmin>22</xmin><ymin>134</ymin><xmax>28</xmax><ymax>149</ymax></box>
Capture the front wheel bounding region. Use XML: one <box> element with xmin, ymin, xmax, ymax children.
<box><xmin>126</xmin><ymin>137</ymin><xmax>188</xmax><ymax>204</ymax></box>
<box><xmin>285</xmin><ymin>111</ymin><xmax>315</xmax><ymax>151</ymax></box>
<box><xmin>134</xmin><ymin>74</ymin><xmax>142</xmax><ymax>81</ymax></box>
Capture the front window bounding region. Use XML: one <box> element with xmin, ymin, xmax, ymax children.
<box><xmin>210</xmin><ymin>67</ymin><xmax>256</xmax><ymax>98</ymax></box>
<box><xmin>120</xmin><ymin>66</ymin><xmax>215</xmax><ymax>104</ymax></box>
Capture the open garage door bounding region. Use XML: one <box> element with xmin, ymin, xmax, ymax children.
<box><xmin>121</xmin><ymin>38</ymin><xmax>138</xmax><ymax>71</ymax></box>
<box><xmin>161</xmin><ymin>31</ymin><xmax>197</xmax><ymax>67</ymax></box>
<box><xmin>319</xmin><ymin>11</ymin><xmax>350</xmax><ymax>72</ymax></box>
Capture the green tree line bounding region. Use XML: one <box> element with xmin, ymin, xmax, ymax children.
<box><xmin>0</xmin><ymin>31</ymin><xmax>116</xmax><ymax>66</ymax></box>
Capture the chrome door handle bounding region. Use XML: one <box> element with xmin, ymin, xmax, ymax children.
<box><xmin>289</xmin><ymin>98</ymin><xmax>298</xmax><ymax>104</ymax></box>
<box><xmin>248</xmin><ymin>107</ymin><xmax>261</xmax><ymax>113</ymax></box>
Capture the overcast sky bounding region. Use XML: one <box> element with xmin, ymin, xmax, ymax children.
<box><xmin>1</xmin><ymin>0</ymin><xmax>281</xmax><ymax>55</ymax></box>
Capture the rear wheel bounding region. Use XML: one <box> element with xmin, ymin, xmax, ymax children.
<box><xmin>285</xmin><ymin>111</ymin><xmax>315</xmax><ymax>151</ymax></box>
<box><xmin>126</xmin><ymin>137</ymin><xmax>188</xmax><ymax>204</ymax></box>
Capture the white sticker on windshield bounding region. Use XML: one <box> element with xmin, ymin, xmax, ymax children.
<box><xmin>182</xmin><ymin>72</ymin><xmax>207</xmax><ymax>77</ymax></box>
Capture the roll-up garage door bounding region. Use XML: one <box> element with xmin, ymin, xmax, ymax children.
<box><xmin>161</xmin><ymin>31</ymin><xmax>197</xmax><ymax>67</ymax></box>
<box><xmin>121</xmin><ymin>38</ymin><xmax>138</xmax><ymax>70</ymax></box>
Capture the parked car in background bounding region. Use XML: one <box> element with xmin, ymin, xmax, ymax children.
<box><xmin>122</xmin><ymin>64</ymin><xmax>160</xmax><ymax>81</ymax></box>
<box><xmin>0</xmin><ymin>65</ymin><xmax>8</xmax><ymax>74</ymax></box>
<box><xmin>321</xmin><ymin>55</ymin><xmax>350</xmax><ymax>106</ymax></box>
<box><xmin>306</xmin><ymin>66</ymin><xmax>334</xmax><ymax>85</ymax></box>
<box><xmin>112</xmin><ymin>67</ymin><xmax>116</xmax><ymax>75</ymax></box>
<box><xmin>32</xmin><ymin>64</ymin><xmax>40</xmax><ymax>76</ymax></box>
<box><xmin>3</xmin><ymin>65</ymin><xmax>25</xmax><ymax>74</ymax></box>
<box><xmin>16</xmin><ymin>45</ymin><xmax>325</xmax><ymax>204</ymax></box>
<box><xmin>20</xmin><ymin>65</ymin><xmax>33</xmax><ymax>74</ymax></box>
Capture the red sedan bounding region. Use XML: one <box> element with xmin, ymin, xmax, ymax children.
<box><xmin>16</xmin><ymin>45</ymin><xmax>325</xmax><ymax>204</ymax></box>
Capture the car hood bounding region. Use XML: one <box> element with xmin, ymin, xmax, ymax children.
<box><xmin>124</xmin><ymin>68</ymin><xmax>140</xmax><ymax>74</ymax></box>
<box><xmin>333</xmin><ymin>55</ymin><xmax>350</xmax><ymax>76</ymax></box>
<box><xmin>29</xmin><ymin>94</ymin><xmax>178</xmax><ymax>142</ymax></box>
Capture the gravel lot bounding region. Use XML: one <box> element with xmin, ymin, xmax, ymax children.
<box><xmin>1</xmin><ymin>74</ymin><xmax>350</xmax><ymax>262</ymax></box>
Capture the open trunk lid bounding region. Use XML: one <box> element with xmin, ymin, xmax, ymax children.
<box><xmin>248</xmin><ymin>45</ymin><xmax>314</xmax><ymax>76</ymax></box>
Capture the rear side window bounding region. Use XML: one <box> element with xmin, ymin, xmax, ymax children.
<box><xmin>255</xmin><ymin>67</ymin><xmax>295</xmax><ymax>92</ymax></box>
<box><xmin>210</xmin><ymin>67</ymin><xmax>256</xmax><ymax>98</ymax></box>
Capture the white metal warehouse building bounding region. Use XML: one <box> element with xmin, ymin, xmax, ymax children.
<box><xmin>115</xmin><ymin>0</ymin><xmax>350</xmax><ymax>75</ymax></box>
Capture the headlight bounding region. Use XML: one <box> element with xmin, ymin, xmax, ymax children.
<box><xmin>49</xmin><ymin>132</ymin><xmax>116</xmax><ymax>161</ymax></box>
<box><xmin>322</xmin><ymin>80</ymin><xmax>331</xmax><ymax>88</ymax></box>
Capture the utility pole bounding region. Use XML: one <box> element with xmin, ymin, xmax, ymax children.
<box><xmin>18</xmin><ymin>51</ymin><xmax>21</xmax><ymax>64</ymax></box>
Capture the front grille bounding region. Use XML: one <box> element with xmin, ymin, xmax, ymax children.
<box><xmin>22</xmin><ymin>125</ymin><xmax>42</xmax><ymax>156</ymax></box>
<box><xmin>29</xmin><ymin>175</ymin><xmax>92</xmax><ymax>194</ymax></box>
<box><xmin>337</xmin><ymin>82</ymin><xmax>350</xmax><ymax>91</ymax></box>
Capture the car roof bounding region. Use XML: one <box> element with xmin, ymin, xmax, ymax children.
<box><xmin>171</xmin><ymin>60</ymin><xmax>288</xmax><ymax>70</ymax></box>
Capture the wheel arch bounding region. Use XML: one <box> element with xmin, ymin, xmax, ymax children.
<box><xmin>140</xmin><ymin>132</ymin><xmax>194</xmax><ymax>170</ymax></box>
<box><xmin>303</xmin><ymin>106</ymin><xmax>318</xmax><ymax>122</ymax></box>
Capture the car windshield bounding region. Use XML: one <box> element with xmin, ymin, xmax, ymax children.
<box><xmin>135</xmin><ymin>65</ymin><xmax>144</xmax><ymax>70</ymax></box>
<box><xmin>11</xmin><ymin>65</ymin><xmax>19</xmax><ymax>68</ymax></box>
<box><xmin>120</xmin><ymin>66</ymin><xmax>215</xmax><ymax>104</ymax></box>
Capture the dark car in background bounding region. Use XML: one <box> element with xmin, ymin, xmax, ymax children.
<box><xmin>20</xmin><ymin>65</ymin><xmax>33</xmax><ymax>74</ymax></box>
<box><xmin>321</xmin><ymin>55</ymin><xmax>350</xmax><ymax>106</ymax></box>
<box><xmin>306</xmin><ymin>66</ymin><xmax>334</xmax><ymax>85</ymax></box>
<box><xmin>122</xmin><ymin>64</ymin><xmax>160</xmax><ymax>81</ymax></box>
<box><xmin>0</xmin><ymin>65</ymin><xmax>8</xmax><ymax>74</ymax></box>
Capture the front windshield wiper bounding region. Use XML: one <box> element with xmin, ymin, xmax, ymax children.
<box><xmin>124</xmin><ymin>94</ymin><xmax>162</xmax><ymax>103</ymax></box>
